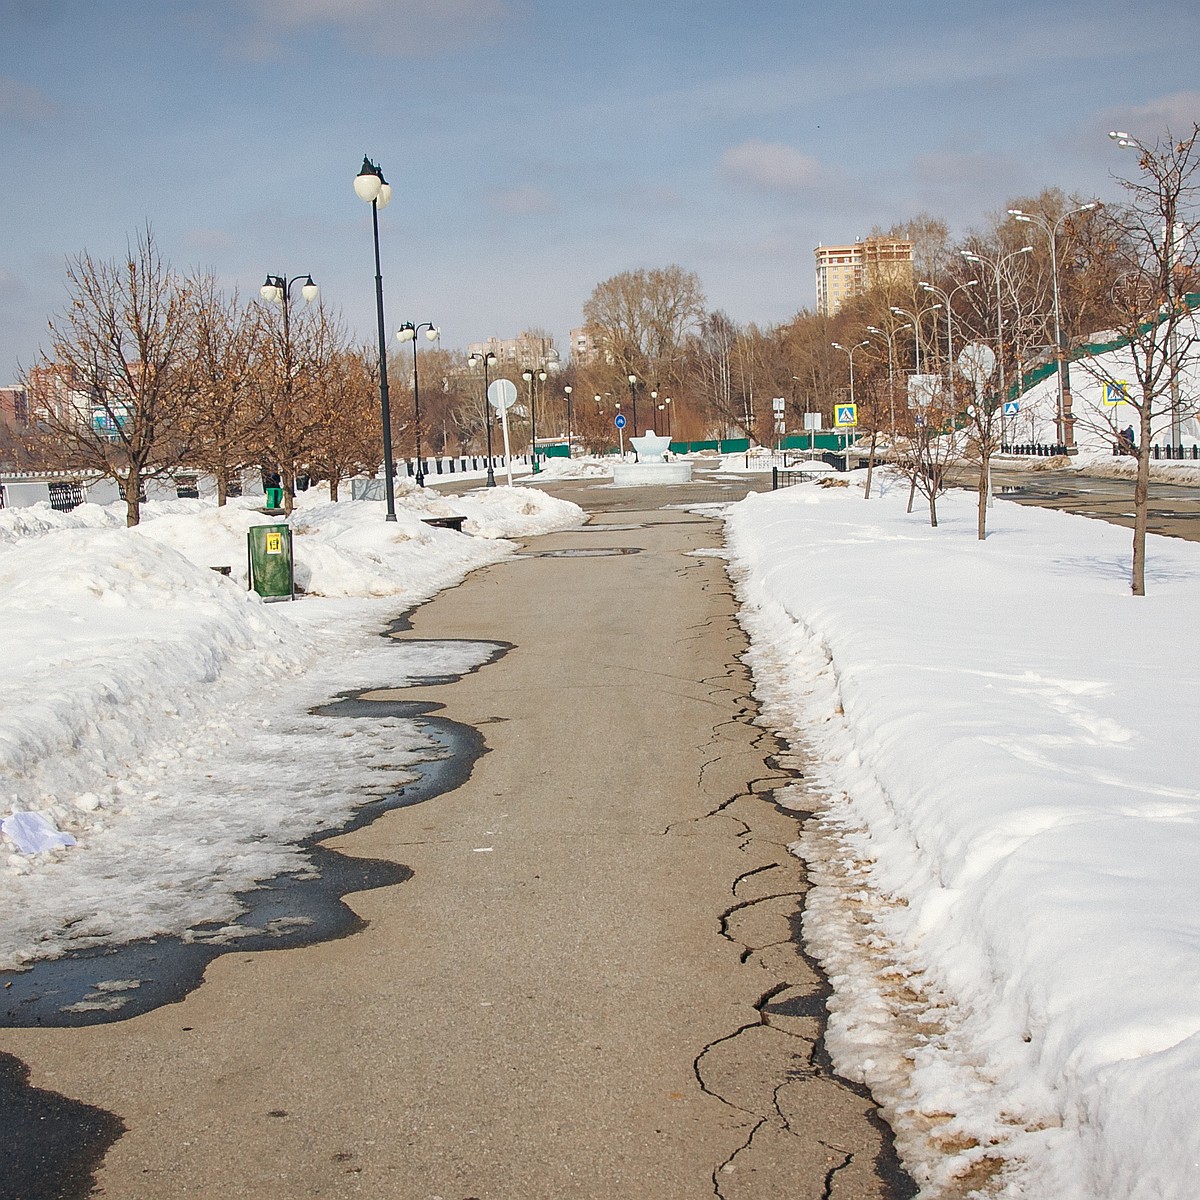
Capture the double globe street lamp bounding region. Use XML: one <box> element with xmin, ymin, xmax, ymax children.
<box><xmin>467</xmin><ymin>350</ymin><xmax>499</xmax><ymax>486</ymax></box>
<box><xmin>521</xmin><ymin>365</ymin><xmax>547</xmax><ymax>473</ymax></box>
<box><xmin>397</xmin><ymin>322</ymin><xmax>439</xmax><ymax>487</ymax></box>
<box><xmin>353</xmin><ymin>155</ymin><xmax>398</xmax><ymax>521</ymax></box>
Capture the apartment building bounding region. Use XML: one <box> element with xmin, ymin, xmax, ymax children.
<box><xmin>814</xmin><ymin>237</ymin><xmax>914</xmax><ymax>317</ymax></box>
<box><xmin>467</xmin><ymin>331</ymin><xmax>560</xmax><ymax>369</ymax></box>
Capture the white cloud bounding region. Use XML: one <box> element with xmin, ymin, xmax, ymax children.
<box><xmin>1118</xmin><ymin>91</ymin><xmax>1200</xmax><ymax>138</ymax></box>
<box><xmin>720</xmin><ymin>139</ymin><xmax>826</xmax><ymax>193</ymax></box>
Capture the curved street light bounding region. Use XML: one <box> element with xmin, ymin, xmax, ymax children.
<box><xmin>563</xmin><ymin>385</ymin><xmax>573</xmax><ymax>456</ymax></box>
<box><xmin>867</xmin><ymin>321</ymin><xmax>910</xmax><ymax>437</ymax></box>
<box><xmin>354</xmin><ymin>155</ymin><xmax>398</xmax><ymax>520</ymax></box>
<box><xmin>831</xmin><ymin>340</ymin><xmax>869</xmax><ymax>453</ymax></box>
<box><xmin>467</xmin><ymin>350</ymin><xmax>499</xmax><ymax>486</ymax></box>
<box><xmin>396</xmin><ymin>322</ymin><xmax>439</xmax><ymax>487</ymax></box>
<box><xmin>1007</xmin><ymin>200</ymin><xmax>1099</xmax><ymax>448</ymax></box>
<box><xmin>890</xmin><ymin>303</ymin><xmax>942</xmax><ymax>376</ymax></box>
<box><xmin>918</xmin><ymin>277</ymin><xmax>979</xmax><ymax>389</ymax></box>
<box><xmin>960</xmin><ymin>245</ymin><xmax>1034</xmax><ymax>443</ymax></box>
<box><xmin>1109</xmin><ymin>130</ymin><xmax>1183</xmax><ymax>445</ymax></box>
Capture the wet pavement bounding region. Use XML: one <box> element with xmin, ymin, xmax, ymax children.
<box><xmin>0</xmin><ymin>467</ymin><xmax>913</xmax><ymax>1199</ymax></box>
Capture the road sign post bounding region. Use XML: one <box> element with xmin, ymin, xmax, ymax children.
<box><xmin>615</xmin><ymin>412</ymin><xmax>626</xmax><ymax>458</ymax></box>
<box><xmin>488</xmin><ymin>379</ymin><xmax>518</xmax><ymax>486</ymax></box>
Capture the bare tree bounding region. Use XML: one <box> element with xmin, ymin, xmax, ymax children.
<box><xmin>1075</xmin><ymin>125</ymin><xmax>1200</xmax><ymax>594</ymax></box>
<box><xmin>26</xmin><ymin>228</ymin><xmax>197</xmax><ymax>526</ymax></box>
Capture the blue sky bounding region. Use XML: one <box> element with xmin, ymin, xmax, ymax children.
<box><xmin>3</xmin><ymin>0</ymin><xmax>1200</xmax><ymax>383</ymax></box>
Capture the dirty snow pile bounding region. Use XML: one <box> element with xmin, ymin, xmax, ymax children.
<box><xmin>0</xmin><ymin>484</ymin><xmax>582</xmax><ymax>967</ymax></box>
<box><xmin>724</xmin><ymin>474</ymin><xmax>1200</xmax><ymax>1199</ymax></box>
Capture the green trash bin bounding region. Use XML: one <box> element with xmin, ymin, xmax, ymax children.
<box><xmin>264</xmin><ymin>486</ymin><xmax>284</xmax><ymax>511</ymax></box>
<box><xmin>247</xmin><ymin>523</ymin><xmax>294</xmax><ymax>602</ymax></box>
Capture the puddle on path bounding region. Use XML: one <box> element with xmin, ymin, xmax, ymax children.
<box><xmin>0</xmin><ymin>640</ymin><xmax>509</xmax><ymax>1030</ymax></box>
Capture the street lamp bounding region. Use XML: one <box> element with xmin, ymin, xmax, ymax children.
<box><xmin>627</xmin><ymin>373</ymin><xmax>638</xmax><ymax>434</ymax></box>
<box><xmin>831</xmin><ymin>340</ymin><xmax>869</xmax><ymax>454</ymax></box>
<box><xmin>353</xmin><ymin>155</ymin><xmax>398</xmax><ymax>520</ymax></box>
<box><xmin>521</xmin><ymin>365</ymin><xmax>548</xmax><ymax>472</ymax></box>
<box><xmin>259</xmin><ymin>274</ymin><xmax>318</xmax><ymax>505</ymax></box>
<box><xmin>890</xmin><ymin>303</ymin><xmax>942</xmax><ymax>376</ymax></box>
<box><xmin>662</xmin><ymin>397</ymin><xmax>673</xmax><ymax>440</ymax></box>
<box><xmin>961</xmin><ymin>245</ymin><xmax>1034</xmax><ymax>444</ymax></box>
<box><xmin>563</xmin><ymin>385</ymin><xmax>573</xmax><ymax>456</ymax></box>
<box><xmin>396</xmin><ymin>322</ymin><xmax>439</xmax><ymax>487</ymax></box>
<box><xmin>867</xmin><ymin>321</ymin><xmax>910</xmax><ymax>438</ymax></box>
<box><xmin>918</xmin><ymin>278</ymin><xmax>979</xmax><ymax>389</ymax></box>
<box><xmin>467</xmin><ymin>350</ymin><xmax>499</xmax><ymax>486</ymax></box>
<box><xmin>1007</xmin><ymin>200</ymin><xmax>1099</xmax><ymax>449</ymax></box>
<box><xmin>1109</xmin><ymin>130</ymin><xmax>1182</xmax><ymax>446</ymax></box>
<box><xmin>650</xmin><ymin>389</ymin><xmax>659</xmax><ymax>434</ymax></box>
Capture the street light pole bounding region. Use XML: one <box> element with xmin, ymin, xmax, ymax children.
<box><xmin>467</xmin><ymin>351</ymin><xmax>499</xmax><ymax>485</ymax></box>
<box><xmin>1109</xmin><ymin>130</ymin><xmax>1183</xmax><ymax>447</ymax></box>
<box><xmin>918</xmin><ymin>278</ymin><xmax>979</xmax><ymax>397</ymax></box>
<box><xmin>961</xmin><ymin>245</ymin><xmax>1034</xmax><ymax>445</ymax></box>
<box><xmin>890</xmin><ymin>303</ymin><xmax>941</xmax><ymax>377</ymax></box>
<box><xmin>259</xmin><ymin>274</ymin><xmax>318</xmax><ymax>507</ymax></box>
<box><xmin>831</xmin><ymin>339</ymin><xmax>869</xmax><ymax>456</ymax></box>
<box><xmin>563</xmin><ymin>385</ymin><xmax>573</xmax><ymax>457</ymax></box>
<box><xmin>867</xmin><ymin>321</ymin><xmax>910</xmax><ymax>440</ymax></box>
<box><xmin>396</xmin><ymin>321</ymin><xmax>439</xmax><ymax>487</ymax></box>
<box><xmin>354</xmin><ymin>156</ymin><xmax>398</xmax><ymax>521</ymax></box>
<box><xmin>521</xmin><ymin>365</ymin><xmax>547</xmax><ymax>473</ymax></box>
<box><xmin>1007</xmin><ymin>201</ymin><xmax>1099</xmax><ymax>450</ymax></box>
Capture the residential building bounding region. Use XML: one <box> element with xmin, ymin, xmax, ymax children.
<box><xmin>814</xmin><ymin>237</ymin><xmax>914</xmax><ymax>317</ymax></box>
<box><xmin>467</xmin><ymin>331</ymin><xmax>560</xmax><ymax>370</ymax></box>
<box><xmin>0</xmin><ymin>387</ymin><xmax>28</xmax><ymax>425</ymax></box>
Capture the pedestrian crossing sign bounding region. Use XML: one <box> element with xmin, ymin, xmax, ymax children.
<box><xmin>1103</xmin><ymin>381</ymin><xmax>1129</xmax><ymax>406</ymax></box>
<box><xmin>834</xmin><ymin>403</ymin><xmax>858</xmax><ymax>428</ymax></box>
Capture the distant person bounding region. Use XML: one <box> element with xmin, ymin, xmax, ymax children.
<box><xmin>1120</xmin><ymin>425</ymin><xmax>1136</xmax><ymax>455</ymax></box>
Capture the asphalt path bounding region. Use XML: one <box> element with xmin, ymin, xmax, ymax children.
<box><xmin>984</xmin><ymin>462</ymin><xmax>1200</xmax><ymax>542</ymax></box>
<box><xmin>0</xmin><ymin>469</ymin><xmax>912</xmax><ymax>1199</ymax></box>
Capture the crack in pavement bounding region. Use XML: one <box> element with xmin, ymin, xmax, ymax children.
<box><xmin>678</xmin><ymin>587</ymin><xmax>916</xmax><ymax>1199</ymax></box>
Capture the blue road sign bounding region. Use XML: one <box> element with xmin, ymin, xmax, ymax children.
<box><xmin>614</xmin><ymin>413</ymin><xmax>626</xmax><ymax>429</ymax></box>
<box><xmin>1004</xmin><ymin>400</ymin><xmax>1020</xmax><ymax>416</ymax></box>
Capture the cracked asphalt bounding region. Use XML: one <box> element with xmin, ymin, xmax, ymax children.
<box><xmin>0</xmin><ymin>472</ymin><xmax>913</xmax><ymax>1198</ymax></box>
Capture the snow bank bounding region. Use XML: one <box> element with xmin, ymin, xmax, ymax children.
<box><xmin>724</xmin><ymin>474</ymin><xmax>1200</xmax><ymax>1198</ymax></box>
<box><xmin>0</xmin><ymin>486</ymin><xmax>583</xmax><ymax>966</ymax></box>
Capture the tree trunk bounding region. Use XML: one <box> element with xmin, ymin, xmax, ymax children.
<box><xmin>216</xmin><ymin>473</ymin><xmax>228</xmax><ymax>507</ymax></box>
<box><xmin>864</xmin><ymin>430</ymin><xmax>878</xmax><ymax>500</ymax></box>
<box><xmin>929</xmin><ymin>491</ymin><xmax>938</xmax><ymax>528</ymax></box>
<box><xmin>1131</xmin><ymin>409</ymin><xmax>1153</xmax><ymax>596</ymax></box>
<box><xmin>977</xmin><ymin>450</ymin><xmax>990</xmax><ymax>540</ymax></box>
<box><xmin>329</xmin><ymin>475</ymin><xmax>340</xmax><ymax>502</ymax></box>
<box><xmin>123</xmin><ymin>469</ymin><xmax>141</xmax><ymax>528</ymax></box>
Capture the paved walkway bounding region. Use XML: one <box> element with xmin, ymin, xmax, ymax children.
<box><xmin>1</xmin><ymin>475</ymin><xmax>911</xmax><ymax>1198</ymax></box>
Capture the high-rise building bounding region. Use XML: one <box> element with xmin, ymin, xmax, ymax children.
<box><xmin>814</xmin><ymin>237</ymin><xmax>914</xmax><ymax>317</ymax></box>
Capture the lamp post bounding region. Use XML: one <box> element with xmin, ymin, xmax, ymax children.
<box><xmin>889</xmin><ymin>303</ymin><xmax>941</xmax><ymax>378</ymax></box>
<box><xmin>259</xmin><ymin>274</ymin><xmax>318</xmax><ymax>505</ymax></box>
<box><xmin>867</xmin><ymin>321</ymin><xmax>910</xmax><ymax>438</ymax></box>
<box><xmin>627</xmin><ymin>373</ymin><xmax>638</xmax><ymax>434</ymax></box>
<box><xmin>353</xmin><ymin>155</ymin><xmax>398</xmax><ymax>520</ymax></box>
<box><xmin>1109</xmin><ymin>130</ymin><xmax>1182</xmax><ymax>447</ymax></box>
<box><xmin>961</xmin><ymin>245</ymin><xmax>1034</xmax><ymax>445</ymax></box>
<box><xmin>918</xmin><ymin>278</ymin><xmax>979</xmax><ymax>391</ymax></box>
<box><xmin>467</xmin><ymin>350</ymin><xmax>499</xmax><ymax>485</ymax></box>
<box><xmin>563</xmin><ymin>385</ymin><xmax>573</xmax><ymax>456</ymax></box>
<box><xmin>521</xmin><ymin>365</ymin><xmax>547</xmax><ymax>472</ymax></box>
<box><xmin>396</xmin><ymin>322</ymin><xmax>439</xmax><ymax>487</ymax></box>
<box><xmin>662</xmin><ymin>397</ymin><xmax>673</xmax><ymax>440</ymax></box>
<box><xmin>831</xmin><ymin>340</ymin><xmax>869</xmax><ymax>455</ymax></box>
<box><xmin>650</xmin><ymin>389</ymin><xmax>659</xmax><ymax>434</ymax></box>
<box><xmin>1007</xmin><ymin>201</ymin><xmax>1099</xmax><ymax>449</ymax></box>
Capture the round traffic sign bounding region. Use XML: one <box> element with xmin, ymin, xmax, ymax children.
<box><xmin>488</xmin><ymin>378</ymin><xmax>518</xmax><ymax>411</ymax></box>
<box><xmin>614</xmin><ymin>413</ymin><xmax>627</xmax><ymax>429</ymax></box>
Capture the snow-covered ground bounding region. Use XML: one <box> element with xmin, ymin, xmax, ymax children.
<box><xmin>0</xmin><ymin>482</ymin><xmax>583</xmax><ymax>968</ymax></box>
<box><xmin>723</xmin><ymin>470</ymin><xmax>1200</xmax><ymax>1199</ymax></box>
